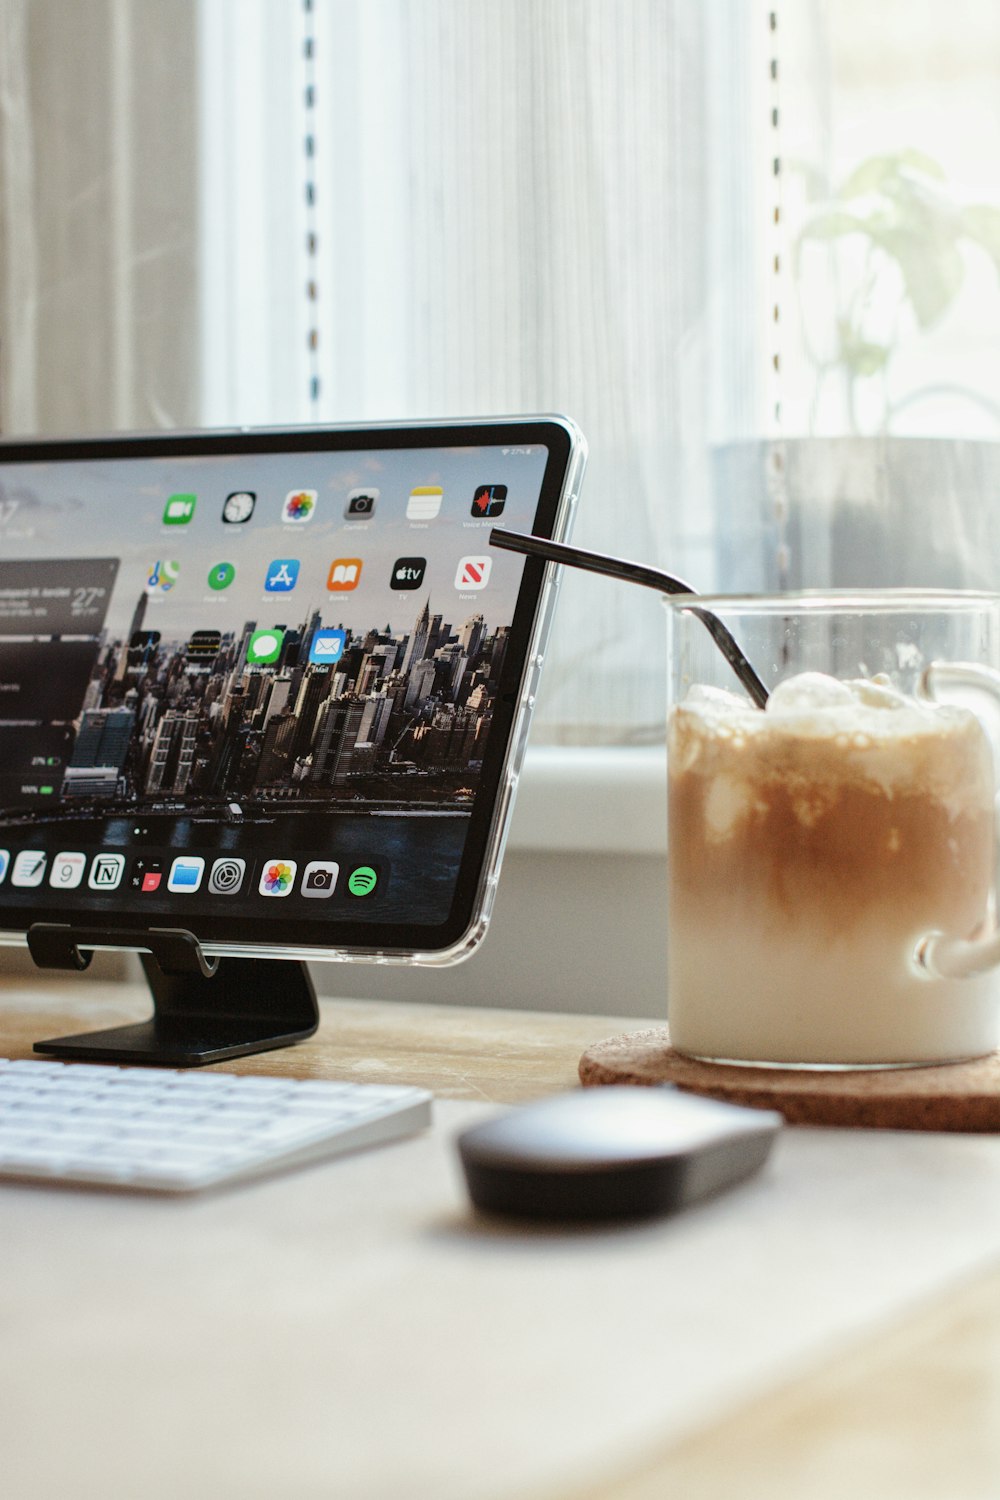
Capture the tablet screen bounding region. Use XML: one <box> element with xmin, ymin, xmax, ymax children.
<box><xmin>0</xmin><ymin>419</ymin><xmax>582</xmax><ymax>960</ymax></box>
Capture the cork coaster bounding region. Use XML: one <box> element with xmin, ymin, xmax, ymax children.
<box><xmin>578</xmin><ymin>1028</ymin><xmax>1000</xmax><ymax>1131</ymax></box>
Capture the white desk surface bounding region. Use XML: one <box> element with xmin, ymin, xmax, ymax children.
<box><xmin>5</xmin><ymin>977</ymin><xmax>1000</xmax><ymax>1500</ymax></box>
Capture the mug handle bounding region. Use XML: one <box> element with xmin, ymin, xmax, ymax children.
<box><xmin>915</xmin><ymin>661</ymin><xmax>1000</xmax><ymax>981</ymax></box>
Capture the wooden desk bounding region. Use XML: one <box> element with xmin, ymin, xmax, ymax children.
<box><xmin>4</xmin><ymin>977</ymin><xmax>1000</xmax><ymax>1500</ymax></box>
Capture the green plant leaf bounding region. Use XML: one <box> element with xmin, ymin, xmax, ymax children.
<box><xmin>961</xmin><ymin>204</ymin><xmax>1000</xmax><ymax>272</ymax></box>
<box><xmin>800</xmin><ymin>210</ymin><xmax>867</xmax><ymax>241</ymax></box>
<box><xmin>838</xmin><ymin>150</ymin><xmax>946</xmax><ymax>201</ymax></box>
<box><xmin>874</xmin><ymin>227</ymin><xmax>965</xmax><ymax>327</ymax></box>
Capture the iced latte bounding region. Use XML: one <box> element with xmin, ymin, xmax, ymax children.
<box><xmin>667</xmin><ymin>673</ymin><xmax>998</xmax><ymax>1065</ymax></box>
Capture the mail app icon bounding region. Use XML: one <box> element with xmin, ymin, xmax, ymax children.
<box><xmin>309</xmin><ymin>628</ymin><xmax>347</xmax><ymax>665</ymax></box>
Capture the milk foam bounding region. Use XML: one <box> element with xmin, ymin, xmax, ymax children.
<box><xmin>667</xmin><ymin>671</ymin><xmax>999</xmax><ymax>1064</ymax></box>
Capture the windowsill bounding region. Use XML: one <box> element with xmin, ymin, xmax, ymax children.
<box><xmin>507</xmin><ymin>745</ymin><xmax>667</xmax><ymax>856</ymax></box>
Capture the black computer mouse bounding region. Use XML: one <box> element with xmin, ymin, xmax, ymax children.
<box><xmin>456</xmin><ymin>1085</ymin><xmax>781</xmax><ymax>1222</ymax></box>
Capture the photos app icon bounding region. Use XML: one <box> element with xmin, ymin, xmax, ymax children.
<box><xmin>282</xmin><ymin>490</ymin><xmax>316</xmax><ymax>524</ymax></box>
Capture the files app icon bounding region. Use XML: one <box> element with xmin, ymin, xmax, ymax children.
<box><xmin>309</xmin><ymin>629</ymin><xmax>346</xmax><ymax>665</ymax></box>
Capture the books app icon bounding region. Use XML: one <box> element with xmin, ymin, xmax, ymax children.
<box><xmin>327</xmin><ymin>558</ymin><xmax>362</xmax><ymax>591</ymax></box>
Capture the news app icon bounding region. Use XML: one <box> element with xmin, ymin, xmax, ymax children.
<box><xmin>223</xmin><ymin>491</ymin><xmax>256</xmax><ymax>524</ymax></box>
<box><xmin>406</xmin><ymin>486</ymin><xmax>443</xmax><ymax>521</ymax></box>
<box><xmin>163</xmin><ymin>493</ymin><xmax>196</xmax><ymax>525</ymax></box>
<box><xmin>327</xmin><ymin>558</ymin><xmax>362</xmax><ymax>591</ymax></box>
<box><xmin>301</xmin><ymin>860</ymin><xmax>339</xmax><ymax>898</ymax></box>
<box><xmin>88</xmin><ymin>853</ymin><xmax>125</xmax><ymax>891</ymax></box>
<box><xmin>247</xmin><ymin>628</ymin><xmax>285</xmax><ymax>666</ymax></box>
<box><xmin>13</xmin><ymin>850</ymin><xmax>47</xmax><ymax>887</ymax></box>
<box><xmin>345</xmin><ymin>488</ymin><xmax>378</xmax><ymax>519</ymax></box>
<box><xmin>390</xmin><ymin>556</ymin><xmax>426</xmax><ymax>591</ymax></box>
<box><xmin>454</xmin><ymin>556</ymin><xmax>492</xmax><ymax>591</ymax></box>
<box><xmin>282</xmin><ymin>490</ymin><xmax>317</xmax><ymax>524</ymax></box>
<box><xmin>308</xmin><ymin>629</ymin><xmax>346</xmax><ymax>665</ymax></box>
<box><xmin>265</xmin><ymin>558</ymin><xmax>300</xmax><ymax>592</ymax></box>
<box><xmin>208</xmin><ymin>857</ymin><xmax>246</xmax><ymax>896</ymax></box>
<box><xmin>167</xmin><ymin>856</ymin><xmax>205</xmax><ymax>893</ymax></box>
<box><xmin>49</xmin><ymin>851</ymin><xmax>86</xmax><ymax>889</ymax></box>
<box><xmin>259</xmin><ymin>859</ymin><xmax>297</xmax><ymax>897</ymax></box>
<box><xmin>471</xmin><ymin>484</ymin><xmax>507</xmax><ymax>518</ymax></box>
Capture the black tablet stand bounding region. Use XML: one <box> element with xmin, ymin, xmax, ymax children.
<box><xmin>26</xmin><ymin>924</ymin><xmax>319</xmax><ymax>1067</ymax></box>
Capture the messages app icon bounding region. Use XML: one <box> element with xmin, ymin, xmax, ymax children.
<box><xmin>247</xmin><ymin>629</ymin><xmax>285</xmax><ymax>665</ymax></box>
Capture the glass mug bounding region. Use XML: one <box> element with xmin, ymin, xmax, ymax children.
<box><xmin>665</xmin><ymin>591</ymin><xmax>1000</xmax><ymax>1068</ymax></box>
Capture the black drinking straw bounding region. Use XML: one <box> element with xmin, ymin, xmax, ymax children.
<box><xmin>489</xmin><ymin>528</ymin><xmax>770</xmax><ymax>710</ymax></box>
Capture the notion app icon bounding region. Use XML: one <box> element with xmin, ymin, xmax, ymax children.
<box><xmin>454</xmin><ymin>556</ymin><xmax>492</xmax><ymax>591</ymax></box>
<box><xmin>407</xmin><ymin>486</ymin><xmax>443</xmax><ymax>521</ymax></box>
<box><xmin>309</xmin><ymin>628</ymin><xmax>346</xmax><ymax>665</ymax></box>
<box><xmin>88</xmin><ymin>853</ymin><xmax>125</xmax><ymax>891</ymax></box>
<box><xmin>265</xmin><ymin>559</ymin><xmax>300</xmax><ymax>592</ymax></box>
<box><xmin>146</xmin><ymin>560</ymin><xmax>180</xmax><ymax>594</ymax></box>
<box><xmin>167</xmin><ymin>856</ymin><xmax>205</xmax><ymax>893</ymax></box>
<box><xmin>49</xmin><ymin>851</ymin><xmax>86</xmax><ymax>889</ymax></box>
<box><xmin>327</xmin><ymin>558</ymin><xmax>362</xmax><ymax>591</ymax></box>
<box><xmin>13</xmin><ymin>850</ymin><xmax>48</xmax><ymax>887</ymax></box>
<box><xmin>282</xmin><ymin>489</ymin><xmax>317</xmax><ymax>524</ymax></box>
<box><xmin>163</xmin><ymin>493</ymin><xmax>196</xmax><ymax>525</ymax></box>
<box><xmin>247</xmin><ymin>628</ymin><xmax>285</xmax><ymax>665</ymax></box>
<box><xmin>259</xmin><ymin>859</ymin><xmax>297</xmax><ymax>897</ymax></box>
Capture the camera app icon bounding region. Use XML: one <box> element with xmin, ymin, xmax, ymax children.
<box><xmin>345</xmin><ymin>488</ymin><xmax>378</xmax><ymax>519</ymax></box>
<box><xmin>300</xmin><ymin>859</ymin><xmax>340</xmax><ymax>898</ymax></box>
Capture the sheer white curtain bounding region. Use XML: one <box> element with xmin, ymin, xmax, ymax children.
<box><xmin>0</xmin><ymin>0</ymin><xmax>201</xmax><ymax>434</ymax></box>
<box><xmin>198</xmin><ymin>0</ymin><xmax>767</xmax><ymax>744</ymax></box>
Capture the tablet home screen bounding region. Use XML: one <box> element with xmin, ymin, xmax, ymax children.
<box><xmin>0</xmin><ymin>427</ymin><xmax>565</xmax><ymax>953</ymax></box>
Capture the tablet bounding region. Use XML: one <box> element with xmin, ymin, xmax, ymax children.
<box><xmin>0</xmin><ymin>416</ymin><xmax>585</xmax><ymax>966</ymax></box>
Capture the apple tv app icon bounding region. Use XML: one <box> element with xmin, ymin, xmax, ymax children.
<box><xmin>390</xmin><ymin>556</ymin><xmax>427</xmax><ymax>590</ymax></box>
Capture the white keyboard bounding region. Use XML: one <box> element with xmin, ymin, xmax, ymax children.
<box><xmin>0</xmin><ymin>1058</ymin><xmax>432</xmax><ymax>1194</ymax></box>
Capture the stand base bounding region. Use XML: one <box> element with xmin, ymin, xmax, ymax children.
<box><xmin>32</xmin><ymin>942</ymin><xmax>320</xmax><ymax>1067</ymax></box>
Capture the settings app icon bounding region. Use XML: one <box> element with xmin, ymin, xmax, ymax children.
<box><xmin>208</xmin><ymin>857</ymin><xmax>246</xmax><ymax>895</ymax></box>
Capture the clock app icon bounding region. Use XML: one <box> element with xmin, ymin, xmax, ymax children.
<box><xmin>223</xmin><ymin>491</ymin><xmax>256</xmax><ymax>524</ymax></box>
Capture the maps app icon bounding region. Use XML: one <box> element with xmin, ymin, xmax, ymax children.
<box><xmin>309</xmin><ymin>629</ymin><xmax>346</xmax><ymax>665</ymax></box>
